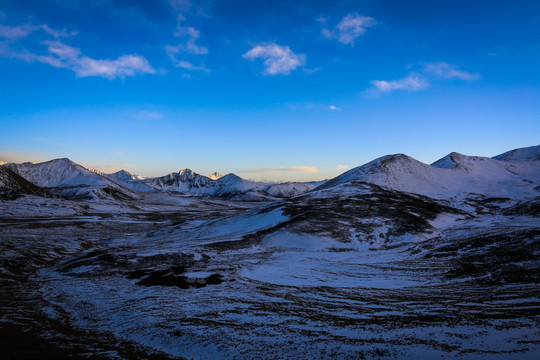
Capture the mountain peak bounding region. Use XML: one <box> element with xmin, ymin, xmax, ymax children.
<box><xmin>493</xmin><ymin>145</ymin><xmax>540</xmax><ymax>162</ymax></box>
<box><xmin>218</xmin><ymin>173</ymin><xmax>242</xmax><ymax>182</ymax></box>
<box><xmin>431</xmin><ymin>152</ymin><xmax>466</xmax><ymax>168</ymax></box>
<box><xmin>110</xmin><ymin>169</ymin><xmax>137</xmax><ymax>181</ymax></box>
<box><xmin>177</xmin><ymin>168</ymin><xmax>208</xmax><ymax>182</ymax></box>
<box><xmin>50</xmin><ymin>157</ymin><xmax>76</xmax><ymax>165</ymax></box>
<box><xmin>209</xmin><ymin>172</ymin><xmax>223</xmax><ymax>180</ymax></box>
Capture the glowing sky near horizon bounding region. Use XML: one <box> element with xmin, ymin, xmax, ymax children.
<box><xmin>0</xmin><ymin>0</ymin><xmax>539</xmax><ymax>181</ymax></box>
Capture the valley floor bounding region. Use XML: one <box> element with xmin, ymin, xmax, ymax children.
<box><xmin>1</xmin><ymin>194</ymin><xmax>539</xmax><ymax>359</ymax></box>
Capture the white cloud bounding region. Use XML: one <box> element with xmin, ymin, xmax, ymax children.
<box><xmin>167</xmin><ymin>26</ymin><xmax>208</xmax><ymax>62</ymax></box>
<box><xmin>173</xmin><ymin>26</ymin><xmax>208</xmax><ymax>55</ymax></box>
<box><xmin>35</xmin><ymin>40</ymin><xmax>155</xmax><ymax>79</ymax></box>
<box><xmin>329</xmin><ymin>105</ymin><xmax>341</xmax><ymax>111</ymax></box>
<box><xmin>170</xmin><ymin>0</ymin><xmax>192</xmax><ymax>13</ymax></box>
<box><xmin>370</xmin><ymin>75</ymin><xmax>429</xmax><ymax>94</ymax></box>
<box><xmin>166</xmin><ymin>0</ymin><xmax>209</xmax><ymax>72</ymax></box>
<box><xmin>323</xmin><ymin>14</ymin><xmax>376</xmax><ymax>46</ymax></box>
<box><xmin>0</xmin><ymin>22</ymin><xmax>155</xmax><ymax>79</ymax></box>
<box><xmin>0</xmin><ymin>23</ymin><xmax>74</xmax><ymax>40</ymax></box>
<box><xmin>240</xmin><ymin>165</ymin><xmax>319</xmax><ymax>174</ymax></box>
<box><xmin>174</xmin><ymin>60</ymin><xmax>208</xmax><ymax>71</ymax></box>
<box><xmin>165</xmin><ymin>46</ymin><xmax>208</xmax><ymax>72</ymax></box>
<box><xmin>0</xmin><ymin>24</ymin><xmax>35</xmax><ymax>39</ymax></box>
<box><xmin>423</xmin><ymin>62</ymin><xmax>479</xmax><ymax>81</ymax></box>
<box><xmin>336</xmin><ymin>164</ymin><xmax>349</xmax><ymax>170</ymax></box>
<box><xmin>242</xmin><ymin>44</ymin><xmax>305</xmax><ymax>75</ymax></box>
<box><xmin>367</xmin><ymin>61</ymin><xmax>479</xmax><ymax>96</ymax></box>
<box><xmin>41</xmin><ymin>24</ymin><xmax>76</xmax><ymax>38</ymax></box>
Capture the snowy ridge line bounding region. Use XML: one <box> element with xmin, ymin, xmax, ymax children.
<box><xmin>314</xmin><ymin>145</ymin><xmax>540</xmax><ymax>200</ymax></box>
<box><xmin>1</xmin><ymin>144</ymin><xmax>538</xmax><ymax>201</ymax></box>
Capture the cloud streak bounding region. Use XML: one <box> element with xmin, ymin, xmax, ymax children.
<box><xmin>243</xmin><ymin>44</ymin><xmax>305</xmax><ymax>75</ymax></box>
<box><xmin>368</xmin><ymin>62</ymin><xmax>478</xmax><ymax>96</ymax></box>
<box><xmin>166</xmin><ymin>0</ymin><xmax>209</xmax><ymax>72</ymax></box>
<box><xmin>322</xmin><ymin>14</ymin><xmax>376</xmax><ymax>46</ymax></box>
<box><xmin>423</xmin><ymin>62</ymin><xmax>479</xmax><ymax>81</ymax></box>
<box><xmin>0</xmin><ymin>22</ymin><xmax>154</xmax><ymax>79</ymax></box>
<box><xmin>0</xmin><ymin>23</ymin><xmax>35</xmax><ymax>39</ymax></box>
<box><xmin>239</xmin><ymin>165</ymin><xmax>319</xmax><ymax>174</ymax></box>
<box><xmin>37</xmin><ymin>40</ymin><xmax>156</xmax><ymax>79</ymax></box>
<box><xmin>370</xmin><ymin>75</ymin><xmax>429</xmax><ymax>94</ymax></box>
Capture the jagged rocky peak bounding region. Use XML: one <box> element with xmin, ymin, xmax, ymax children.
<box><xmin>208</xmin><ymin>172</ymin><xmax>223</xmax><ymax>180</ymax></box>
<box><xmin>177</xmin><ymin>168</ymin><xmax>208</xmax><ymax>182</ymax></box>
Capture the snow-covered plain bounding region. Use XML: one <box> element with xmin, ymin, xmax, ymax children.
<box><xmin>0</xmin><ymin>145</ymin><xmax>539</xmax><ymax>359</ymax></box>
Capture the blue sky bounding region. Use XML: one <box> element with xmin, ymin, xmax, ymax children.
<box><xmin>0</xmin><ymin>0</ymin><xmax>539</xmax><ymax>181</ymax></box>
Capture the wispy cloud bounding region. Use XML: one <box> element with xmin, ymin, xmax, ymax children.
<box><xmin>0</xmin><ymin>23</ymin><xmax>75</xmax><ymax>40</ymax></box>
<box><xmin>165</xmin><ymin>55</ymin><xmax>208</xmax><ymax>72</ymax></box>
<box><xmin>239</xmin><ymin>165</ymin><xmax>319</xmax><ymax>174</ymax></box>
<box><xmin>0</xmin><ymin>22</ymin><xmax>155</xmax><ymax>79</ymax></box>
<box><xmin>166</xmin><ymin>0</ymin><xmax>209</xmax><ymax>72</ymax></box>
<box><xmin>423</xmin><ymin>62</ymin><xmax>479</xmax><ymax>81</ymax></box>
<box><xmin>370</xmin><ymin>75</ymin><xmax>429</xmax><ymax>94</ymax></box>
<box><xmin>0</xmin><ymin>23</ymin><xmax>35</xmax><ymax>39</ymax></box>
<box><xmin>336</xmin><ymin>164</ymin><xmax>349</xmax><ymax>170</ymax></box>
<box><xmin>368</xmin><ymin>62</ymin><xmax>478</xmax><ymax>96</ymax></box>
<box><xmin>329</xmin><ymin>105</ymin><xmax>341</xmax><ymax>111</ymax></box>
<box><xmin>41</xmin><ymin>24</ymin><xmax>76</xmax><ymax>38</ymax></box>
<box><xmin>36</xmin><ymin>40</ymin><xmax>155</xmax><ymax>79</ymax></box>
<box><xmin>170</xmin><ymin>0</ymin><xmax>192</xmax><ymax>13</ymax></box>
<box><xmin>322</xmin><ymin>14</ymin><xmax>376</xmax><ymax>46</ymax></box>
<box><xmin>173</xmin><ymin>26</ymin><xmax>208</xmax><ymax>55</ymax></box>
<box><xmin>242</xmin><ymin>44</ymin><xmax>305</xmax><ymax>75</ymax></box>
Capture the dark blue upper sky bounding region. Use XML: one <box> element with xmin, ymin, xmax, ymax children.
<box><xmin>1</xmin><ymin>0</ymin><xmax>539</xmax><ymax>180</ymax></box>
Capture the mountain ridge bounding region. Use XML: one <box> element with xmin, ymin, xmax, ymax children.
<box><xmin>1</xmin><ymin>144</ymin><xmax>538</xmax><ymax>202</ymax></box>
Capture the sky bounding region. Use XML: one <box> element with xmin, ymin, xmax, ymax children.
<box><xmin>0</xmin><ymin>0</ymin><xmax>539</xmax><ymax>181</ymax></box>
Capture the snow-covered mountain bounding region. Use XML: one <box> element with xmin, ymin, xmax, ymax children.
<box><xmin>265</xmin><ymin>181</ymin><xmax>325</xmax><ymax>198</ymax></box>
<box><xmin>4</xmin><ymin>158</ymin><xmax>137</xmax><ymax>201</ymax></box>
<box><xmin>2</xmin><ymin>145</ymin><xmax>538</xmax><ymax>203</ymax></box>
<box><xmin>144</xmin><ymin>169</ymin><xmax>217</xmax><ymax>194</ymax></box>
<box><xmin>0</xmin><ymin>166</ymin><xmax>49</xmax><ymax>199</ymax></box>
<box><xmin>314</xmin><ymin>148</ymin><xmax>540</xmax><ymax>201</ymax></box>
<box><xmin>5</xmin><ymin>158</ymin><xmax>110</xmax><ymax>188</ymax></box>
<box><xmin>2</xmin><ymin>145</ymin><xmax>539</xmax><ymax>359</ymax></box>
<box><xmin>492</xmin><ymin>144</ymin><xmax>540</xmax><ymax>161</ymax></box>
<box><xmin>104</xmin><ymin>170</ymin><xmax>155</xmax><ymax>193</ymax></box>
<box><xmin>145</xmin><ymin>169</ymin><xmax>320</xmax><ymax>200</ymax></box>
<box><xmin>208</xmin><ymin>172</ymin><xmax>223</xmax><ymax>180</ymax></box>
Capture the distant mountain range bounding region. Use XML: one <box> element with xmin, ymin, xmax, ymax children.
<box><xmin>0</xmin><ymin>158</ymin><xmax>325</xmax><ymax>201</ymax></box>
<box><xmin>0</xmin><ymin>145</ymin><xmax>538</xmax><ymax>202</ymax></box>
